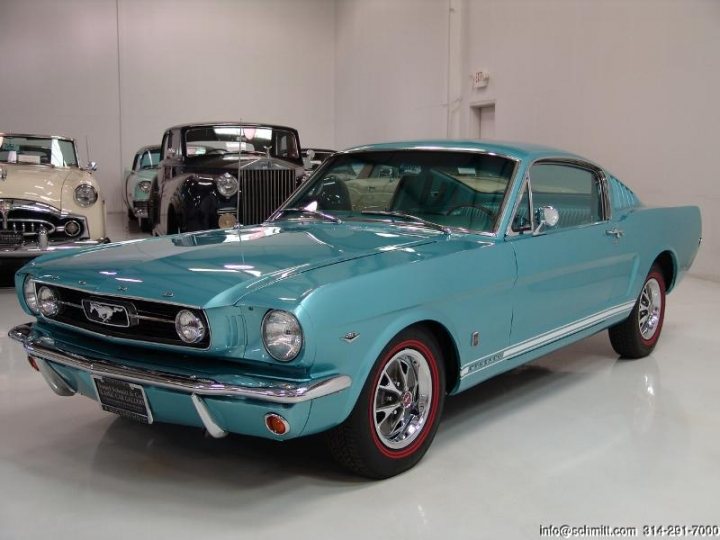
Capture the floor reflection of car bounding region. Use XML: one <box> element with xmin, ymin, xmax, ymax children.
<box><xmin>149</xmin><ymin>122</ymin><xmax>305</xmax><ymax>235</ymax></box>
<box><xmin>9</xmin><ymin>140</ymin><xmax>701</xmax><ymax>479</ymax></box>
<box><xmin>124</xmin><ymin>145</ymin><xmax>160</xmax><ymax>232</ymax></box>
<box><xmin>0</xmin><ymin>132</ymin><xmax>108</xmax><ymax>263</ymax></box>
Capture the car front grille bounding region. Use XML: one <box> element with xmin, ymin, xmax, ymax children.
<box><xmin>0</xmin><ymin>199</ymin><xmax>88</xmax><ymax>244</ymax></box>
<box><xmin>239</xmin><ymin>169</ymin><xmax>298</xmax><ymax>225</ymax></box>
<box><xmin>37</xmin><ymin>284</ymin><xmax>210</xmax><ymax>349</ymax></box>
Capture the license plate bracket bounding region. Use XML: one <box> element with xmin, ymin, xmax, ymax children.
<box><xmin>92</xmin><ymin>376</ymin><xmax>153</xmax><ymax>424</ymax></box>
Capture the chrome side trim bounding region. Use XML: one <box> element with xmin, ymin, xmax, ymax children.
<box><xmin>459</xmin><ymin>301</ymin><xmax>635</xmax><ymax>379</ymax></box>
<box><xmin>9</xmin><ymin>323</ymin><xmax>352</xmax><ymax>405</ymax></box>
<box><xmin>191</xmin><ymin>394</ymin><xmax>228</xmax><ymax>438</ymax></box>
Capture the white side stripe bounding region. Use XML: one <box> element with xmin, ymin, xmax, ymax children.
<box><xmin>459</xmin><ymin>301</ymin><xmax>635</xmax><ymax>379</ymax></box>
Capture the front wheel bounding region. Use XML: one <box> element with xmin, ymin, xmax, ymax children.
<box><xmin>327</xmin><ymin>327</ymin><xmax>445</xmax><ymax>478</ymax></box>
<box><xmin>609</xmin><ymin>264</ymin><xmax>666</xmax><ymax>358</ymax></box>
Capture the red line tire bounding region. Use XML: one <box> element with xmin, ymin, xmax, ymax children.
<box><xmin>327</xmin><ymin>326</ymin><xmax>446</xmax><ymax>478</ymax></box>
<box><xmin>609</xmin><ymin>264</ymin><xmax>666</xmax><ymax>359</ymax></box>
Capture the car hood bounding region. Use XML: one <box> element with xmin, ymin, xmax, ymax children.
<box><xmin>184</xmin><ymin>154</ymin><xmax>302</xmax><ymax>173</ymax></box>
<box><xmin>26</xmin><ymin>222</ymin><xmax>442</xmax><ymax>307</ymax></box>
<box><xmin>0</xmin><ymin>163</ymin><xmax>88</xmax><ymax>209</ymax></box>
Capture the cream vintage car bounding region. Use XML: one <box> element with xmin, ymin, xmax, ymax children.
<box><xmin>0</xmin><ymin>133</ymin><xmax>108</xmax><ymax>259</ymax></box>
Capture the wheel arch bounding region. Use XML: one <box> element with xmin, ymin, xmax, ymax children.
<box><xmin>407</xmin><ymin>320</ymin><xmax>461</xmax><ymax>394</ymax></box>
<box><xmin>653</xmin><ymin>250</ymin><xmax>677</xmax><ymax>292</ymax></box>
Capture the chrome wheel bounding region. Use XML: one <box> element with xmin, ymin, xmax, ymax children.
<box><xmin>372</xmin><ymin>348</ymin><xmax>433</xmax><ymax>450</ymax></box>
<box><xmin>638</xmin><ymin>278</ymin><xmax>662</xmax><ymax>340</ymax></box>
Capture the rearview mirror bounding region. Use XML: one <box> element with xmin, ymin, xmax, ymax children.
<box><xmin>534</xmin><ymin>205</ymin><xmax>559</xmax><ymax>234</ymax></box>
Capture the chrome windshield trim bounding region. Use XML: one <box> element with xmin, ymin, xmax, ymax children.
<box><xmin>9</xmin><ymin>323</ymin><xmax>352</xmax><ymax>405</ymax></box>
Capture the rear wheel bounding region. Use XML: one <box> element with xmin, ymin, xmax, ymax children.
<box><xmin>327</xmin><ymin>327</ymin><xmax>445</xmax><ymax>478</ymax></box>
<box><xmin>609</xmin><ymin>264</ymin><xmax>666</xmax><ymax>358</ymax></box>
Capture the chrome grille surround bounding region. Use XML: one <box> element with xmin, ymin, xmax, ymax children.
<box><xmin>0</xmin><ymin>198</ymin><xmax>89</xmax><ymax>242</ymax></box>
<box><xmin>32</xmin><ymin>282</ymin><xmax>211</xmax><ymax>349</ymax></box>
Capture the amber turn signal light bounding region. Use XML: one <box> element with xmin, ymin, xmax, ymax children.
<box><xmin>265</xmin><ymin>413</ymin><xmax>290</xmax><ymax>436</ymax></box>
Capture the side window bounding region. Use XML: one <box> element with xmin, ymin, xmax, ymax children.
<box><xmin>530</xmin><ymin>163</ymin><xmax>603</xmax><ymax>229</ymax></box>
<box><xmin>511</xmin><ymin>181</ymin><xmax>532</xmax><ymax>233</ymax></box>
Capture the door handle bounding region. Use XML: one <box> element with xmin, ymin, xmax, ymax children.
<box><xmin>606</xmin><ymin>228</ymin><xmax>624</xmax><ymax>239</ymax></box>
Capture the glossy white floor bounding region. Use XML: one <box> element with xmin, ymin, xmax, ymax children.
<box><xmin>1</xmin><ymin>214</ymin><xmax>718</xmax><ymax>539</ymax></box>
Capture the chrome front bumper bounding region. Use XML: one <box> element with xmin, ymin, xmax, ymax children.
<box><xmin>9</xmin><ymin>323</ymin><xmax>352</xmax><ymax>438</ymax></box>
<box><xmin>8</xmin><ymin>323</ymin><xmax>351</xmax><ymax>405</ymax></box>
<box><xmin>0</xmin><ymin>238</ymin><xmax>110</xmax><ymax>258</ymax></box>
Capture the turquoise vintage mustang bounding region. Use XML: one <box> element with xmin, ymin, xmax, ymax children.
<box><xmin>9</xmin><ymin>141</ymin><xmax>701</xmax><ymax>478</ymax></box>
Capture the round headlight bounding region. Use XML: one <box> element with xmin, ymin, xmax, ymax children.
<box><xmin>137</xmin><ymin>180</ymin><xmax>151</xmax><ymax>193</ymax></box>
<box><xmin>74</xmin><ymin>183</ymin><xmax>98</xmax><ymax>207</ymax></box>
<box><xmin>23</xmin><ymin>276</ymin><xmax>39</xmax><ymax>314</ymax></box>
<box><xmin>216</xmin><ymin>173</ymin><xmax>238</xmax><ymax>198</ymax></box>
<box><xmin>175</xmin><ymin>309</ymin><xmax>206</xmax><ymax>344</ymax></box>
<box><xmin>262</xmin><ymin>310</ymin><xmax>303</xmax><ymax>361</ymax></box>
<box><xmin>37</xmin><ymin>286</ymin><xmax>60</xmax><ymax>317</ymax></box>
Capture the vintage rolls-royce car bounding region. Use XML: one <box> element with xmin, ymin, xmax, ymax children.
<box><xmin>0</xmin><ymin>133</ymin><xmax>107</xmax><ymax>262</ymax></box>
<box><xmin>125</xmin><ymin>145</ymin><xmax>160</xmax><ymax>232</ymax></box>
<box><xmin>10</xmin><ymin>141</ymin><xmax>701</xmax><ymax>478</ymax></box>
<box><xmin>150</xmin><ymin>122</ymin><xmax>305</xmax><ymax>235</ymax></box>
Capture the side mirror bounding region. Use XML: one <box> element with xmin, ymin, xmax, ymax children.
<box><xmin>85</xmin><ymin>161</ymin><xmax>97</xmax><ymax>172</ymax></box>
<box><xmin>534</xmin><ymin>205</ymin><xmax>559</xmax><ymax>234</ymax></box>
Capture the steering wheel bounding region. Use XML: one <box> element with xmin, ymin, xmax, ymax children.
<box><xmin>446</xmin><ymin>204</ymin><xmax>495</xmax><ymax>218</ymax></box>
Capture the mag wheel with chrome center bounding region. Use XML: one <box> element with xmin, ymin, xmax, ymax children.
<box><xmin>372</xmin><ymin>348</ymin><xmax>433</xmax><ymax>450</ymax></box>
<box><xmin>638</xmin><ymin>278</ymin><xmax>662</xmax><ymax>341</ymax></box>
<box><xmin>609</xmin><ymin>263</ymin><xmax>667</xmax><ymax>359</ymax></box>
<box><xmin>328</xmin><ymin>327</ymin><xmax>446</xmax><ymax>479</ymax></box>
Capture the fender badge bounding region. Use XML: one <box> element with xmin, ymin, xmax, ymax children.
<box><xmin>342</xmin><ymin>332</ymin><xmax>360</xmax><ymax>343</ymax></box>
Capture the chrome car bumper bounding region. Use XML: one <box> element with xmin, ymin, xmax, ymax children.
<box><xmin>9</xmin><ymin>323</ymin><xmax>351</xmax><ymax>436</ymax></box>
<box><xmin>0</xmin><ymin>238</ymin><xmax>110</xmax><ymax>258</ymax></box>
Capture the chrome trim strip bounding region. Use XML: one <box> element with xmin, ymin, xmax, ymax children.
<box><xmin>9</xmin><ymin>323</ymin><xmax>352</xmax><ymax>405</ymax></box>
<box><xmin>32</xmin><ymin>280</ymin><xmax>204</xmax><ymax>309</ymax></box>
<box><xmin>191</xmin><ymin>394</ymin><xmax>228</xmax><ymax>438</ymax></box>
<box><xmin>459</xmin><ymin>301</ymin><xmax>635</xmax><ymax>379</ymax></box>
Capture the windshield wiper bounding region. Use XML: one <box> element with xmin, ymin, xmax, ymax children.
<box><xmin>360</xmin><ymin>210</ymin><xmax>450</xmax><ymax>234</ymax></box>
<box><xmin>274</xmin><ymin>207</ymin><xmax>342</xmax><ymax>223</ymax></box>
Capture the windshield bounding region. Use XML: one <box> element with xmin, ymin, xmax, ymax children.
<box><xmin>183</xmin><ymin>126</ymin><xmax>300</xmax><ymax>161</ymax></box>
<box><xmin>136</xmin><ymin>148</ymin><xmax>161</xmax><ymax>170</ymax></box>
<box><xmin>280</xmin><ymin>150</ymin><xmax>517</xmax><ymax>233</ymax></box>
<box><xmin>0</xmin><ymin>135</ymin><xmax>78</xmax><ymax>167</ymax></box>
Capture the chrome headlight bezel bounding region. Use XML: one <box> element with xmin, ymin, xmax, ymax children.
<box><xmin>137</xmin><ymin>180</ymin><xmax>151</xmax><ymax>194</ymax></box>
<box><xmin>174</xmin><ymin>309</ymin><xmax>207</xmax><ymax>344</ymax></box>
<box><xmin>37</xmin><ymin>286</ymin><xmax>60</xmax><ymax>317</ymax></box>
<box><xmin>74</xmin><ymin>183</ymin><xmax>98</xmax><ymax>207</ymax></box>
<box><xmin>262</xmin><ymin>310</ymin><xmax>303</xmax><ymax>362</ymax></box>
<box><xmin>216</xmin><ymin>173</ymin><xmax>239</xmax><ymax>198</ymax></box>
<box><xmin>23</xmin><ymin>275</ymin><xmax>39</xmax><ymax>314</ymax></box>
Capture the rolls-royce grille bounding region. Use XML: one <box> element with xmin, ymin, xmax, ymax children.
<box><xmin>239</xmin><ymin>169</ymin><xmax>297</xmax><ymax>225</ymax></box>
<box><xmin>0</xmin><ymin>200</ymin><xmax>88</xmax><ymax>244</ymax></box>
<box><xmin>39</xmin><ymin>284</ymin><xmax>210</xmax><ymax>349</ymax></box>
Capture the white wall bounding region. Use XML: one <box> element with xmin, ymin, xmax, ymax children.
<box><xmin>0</xmin><ymin>0</ymin><xmax>336</xmax><ymax>214</ymax></box>
<box><xmin>0</xmin><ymin>0</ymin><xmax>122</xmax><ymax>211</ymax></box>
<box><xmin>2</xmin><ymin>0</ymin><xmax>718</xmax><ymax>280</ymax></box>
<box><xmin>334</xmin><ymin>0</ymin><xmax>450</xmax><ymax>149</ymax></box>
<box><xmin>460</xmin><ymin>0</ymin><xmax>720</xmax><ymax>280</ymax></box>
